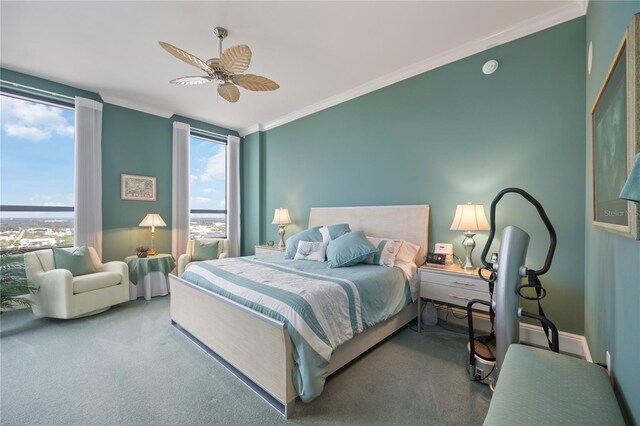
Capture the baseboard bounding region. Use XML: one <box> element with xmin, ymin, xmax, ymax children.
<box><xmin>433</xmin><ymin>305</ymin><xmax>592</xmax><ymax>361</ymax></box>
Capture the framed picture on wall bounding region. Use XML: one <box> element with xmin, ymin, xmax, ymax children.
<box><xmin>121</xmin><ymin>174</ymin><xmax>157</xmax><ymax>202</ymax></box>
<box><xmin>591</xmin><ymin>14</ymin><xmax>639</xmax><ymax>240</ymax></box>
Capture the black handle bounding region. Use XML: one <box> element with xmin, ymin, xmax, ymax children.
<box><xmin>520</xmin><ymin>310</ymin><xmax>560</xmax><ymax>353</ymax></box>
<box><xmin>480</xmin><ymin>187</ymin><xmax>557</xmax><ymax>276</ymax></box>
<box><xmin>467</xmin><ymin>299</ymin><xmax>492</xmax><ymax>367</ymax></box>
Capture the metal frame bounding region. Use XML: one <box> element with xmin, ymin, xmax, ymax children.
<box><xmin>189</xmin><ymin>131</ymin><xmax>228</xmax><ymax>238</ymax></box>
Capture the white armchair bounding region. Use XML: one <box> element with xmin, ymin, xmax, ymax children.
<box><xmin>177</xmin><ymin>238</ymin><xmax>229</xmax><ymax>276</ymax></box>
<box><xmin>24</xmin><ymin>247</ymin><xmax>129</xmax><ymax>319</ymax></box>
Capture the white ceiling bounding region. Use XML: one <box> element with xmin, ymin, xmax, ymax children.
<box><xmin>0</xmin><ymin>1</ymin><xmax>586</xmax><ymax>135</ymax></box>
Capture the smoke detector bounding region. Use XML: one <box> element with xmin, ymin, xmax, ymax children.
<box><xmin>482</xmin><ymin>60</ymin><xmax>499</xmax><ymax>75</ymax></box>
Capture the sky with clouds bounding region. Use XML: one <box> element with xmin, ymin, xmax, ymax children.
<box><xmin>189</xmin><ymin>135</ymin><xmax>226</xmax><ymax>211</ymax></box>
<box><xmin>0</xmin><ymin>95</ymin><xmax>226</xmax><ymax>218</ymax></box>
<box><xmin>1</xmin><ymin>95</ymin><xmax>75</xmax><ymax>216</ymax></box>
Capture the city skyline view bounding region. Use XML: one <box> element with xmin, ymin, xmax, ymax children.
<box><xmin>1</xmin><ymin>94</ymin><xmax>228</xmax><ymax>250</ymax></box>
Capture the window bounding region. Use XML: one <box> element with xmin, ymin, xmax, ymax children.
<box><xmin>189</xmin><ymin>131</ymin><xmax>226</xmax><ymax>239</ymax></box>
<box><xmin>0</xmin><ymin>91</ymin><xmax>75</xmax><ymax>252</ymax></box>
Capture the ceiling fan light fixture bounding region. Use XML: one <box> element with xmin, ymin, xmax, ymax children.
<box><xmin>159</xmin><ymin>26</ymin><xmax>279</xmax><ymax>103</ymax></box>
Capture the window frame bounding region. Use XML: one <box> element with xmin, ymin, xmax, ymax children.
<box><xmin>189</xmin><ymin>129</ymin><xmax>228</xmax><ymax>239</ymax></box>
<box><xmin>0</xmin><ymin>89</ymin><xmax>76</xmax><ymax>253</ymax></box>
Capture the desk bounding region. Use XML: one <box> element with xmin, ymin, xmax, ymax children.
<box><xmin>125</xmin><ymin>253</ymin><xmax>176</xmax><ymax>301</ymax></box>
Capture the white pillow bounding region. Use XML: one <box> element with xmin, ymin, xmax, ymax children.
<box><xmin>364</xmin><ymin>236</ymin><xmax>402</xmax><ymax>267</ymax></box>
<box><xmin>396</xmin><ymin>241</ymin><xmax>421</xmax><ymax>265</ymax></box>
<box><xmin>294</xmin><ymin>241</ymin><xmax>327</xmax><ymax>262</ymax></box>
<box><xmin>319</xmin><ymin>226</ymin><xmax>331</xmax><ymax>244</ymax></box>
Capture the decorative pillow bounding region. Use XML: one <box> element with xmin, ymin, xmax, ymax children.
<box><xmin>326</xmin><ymin>231</ymin><xmax>377</xmax><ymax>268</ymax></box>
<box><xmin>192</xmin><ymin>240</ymin><xmax>219</xmax><ymax>261</ymax></box>
<box><xmin>364</xmin><ymin>237</ymin><xmax>402</xmax><ymax>267</ymax></box>
<box><xmin>284</xmin><ymin>226</ymin><xmax>323</xmax><ymax>259</ymax></box>
<box><xmin>293</xmin><ymin>241</ymin><xmax>327</xmax><ymax>262</ymax></box>
<box><xmin>396</xmin><ymin>241</ymin><xmax>421</xmax><ymax>265</ymax></box>
<box><xmin>319</xmin><ymin>224</ymin><xmax>352</xmax><ymax>244</ymax></box>
<box><xmin>52</xmin><ymin>246</ymin><xmax>96</xmax><ymax>277</ymax></box>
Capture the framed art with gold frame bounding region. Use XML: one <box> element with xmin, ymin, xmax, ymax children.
<box><xmin>121</xmin><ymin>174</ymin><xmax>157</xmax><ymax>202</ymax></box>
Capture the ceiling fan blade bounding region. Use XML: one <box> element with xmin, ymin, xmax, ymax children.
<box><xmin>232</xmin><ymin>74</ymin><xmax>280</xmax><ymax>91</ymax></box>
<box><xmin>217</xmin><ymin>82</ymin><xmax>240</xmax><ymax>103</ymax></box>
<box><xmin>170</xmin><ymin>76</ymin><xmax>214</xmax><ymax>85</ymax></box>
<box><xmin>219</xmin><ymin>45</ymin><xmax>252</xmax><ymax>74</ymax></box>
<box><xmin>159</xmin><ymin>41</ymin><xmax>211</xmax><ymax>74</ymax></box>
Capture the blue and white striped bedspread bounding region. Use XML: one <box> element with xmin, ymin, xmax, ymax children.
<box><xmin>180</xmin><ymin>254</ymin><xmax>411</xmax><ymax>402</ymax></box>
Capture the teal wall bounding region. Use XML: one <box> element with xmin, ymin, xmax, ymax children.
<box><xmin>0</xmin><ymin>68</ymin><xmax>238</xmax><ymax>263</ymax></box>
<box><xmin>584</xmin><ymin>2</ymin><xmax>640</xmax><ymax>423</ymax></box>
<box><xmin>101</xmin><ymin>104</ymin><xmax>173</xmax><ymax>262</ymax></box>
<box><xmin>102</xmin><ymin>109</ymin><xmax>238</xmax><ymax>262</ymax></box>
<box><xmin>242</xmin><ymin>18</ymin><xmax>587</xmax><ymax>334</ymax></box>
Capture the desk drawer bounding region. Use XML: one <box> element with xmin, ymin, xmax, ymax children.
<box><xmin>420</xmin><ymin>281</ymin><xmax>490</xmax><ymax>311</ymax></box>
<box><xmin>421</xmin><ymin>270</ymin><xmax>487</xmax><ymax>292</ymax></box>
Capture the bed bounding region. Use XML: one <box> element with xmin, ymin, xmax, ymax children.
<box><xmin>169</xmin><ymin>205</ymin><xmax>430</xmax><ymax>417</ymax></box>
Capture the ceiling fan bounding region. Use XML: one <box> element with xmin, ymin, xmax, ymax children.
<box><xmin>159</xmin><ymin>27</ymin><xmax>279</xmax><ymax>103</ymax></box>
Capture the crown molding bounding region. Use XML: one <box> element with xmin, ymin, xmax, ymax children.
<box><xmin>239</xmin><ymin>123</ymin><xmax>263</xmax><ymax>137</ymax></box>
<box><xmin>100</xmin><ymin>93</ymin><xmax>173</xmax><ymax>118</ymax></box>
<box><xmin>101</xmin><ymin>93</ymin><xmax>241</xmax><ymax>134</ymax></box>
<box><xmin>578</xmin><ymin>0</ymin><xmax>589</xmax><ymax>15</ymax></box>
<box><xmin>245</xmin><ymin>0</ymin><xmax>586</xmax><ymax>134</ymax></box>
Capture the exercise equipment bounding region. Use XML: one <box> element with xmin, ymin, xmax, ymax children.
<box><xmin>466</xmin><ymin>187</ymin><xmax>560</xmax><ymax>388</ymax></box>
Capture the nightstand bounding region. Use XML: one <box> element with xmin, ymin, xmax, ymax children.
<box><xmin>419</xmin><ymin>264</ymin><xmax>491</xmax><ymax>312</ymax></box>
<box><xmin>125</xmin><ymin>253</ymin><xmax>176</xmax><ymax>301</ymax></box>
<box><xmin>254</xmin><ymin>245</ymin><xmax>286</xmax><ymax>256</ymax></box>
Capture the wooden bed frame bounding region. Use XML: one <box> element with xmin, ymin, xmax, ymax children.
<box><xmin>169</xmin><ymin>205</ymin><xmax>430</xmax><ymax>417</ymax></box>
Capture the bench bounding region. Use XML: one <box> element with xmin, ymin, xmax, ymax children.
<box><xmin>483</xmin><ymin>344</ymin><xmax>625</xmax><ymax>425</ymax></box>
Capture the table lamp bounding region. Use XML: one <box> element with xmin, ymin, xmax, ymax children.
<box><xmin>620</xmin><ymin>153</ymin><xmax>640</xmax><ymax>203</ymax></box>
<box><xmin>450</xmin><ymin>203</ymin><xmax>490</xmax><ymax>269</ymax></box>
<box><xmin>139</xmin><ymin>213</ymin><xmax>166</xmax><ymax>255</ymax></box>
<box><xmin>271</xmin><ymin>208</ymin><xmax>292</xmax><ymax>249</ymax></box>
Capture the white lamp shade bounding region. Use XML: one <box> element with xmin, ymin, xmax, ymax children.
<box><xmin>450</xmin><ymin>203</ymin><xmax>490</xmax><ymax>232</ymax></box>
<box><xmin>271</xmin><ymin>208</ymin><xmax>292</xmax><ymax>225</ymax></box>
<box><xmin>139</xmin><ymin>213</ymin><xmax>167</xmax><ymax>227</ymax></box>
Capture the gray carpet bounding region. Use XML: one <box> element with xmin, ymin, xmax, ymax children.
<box><xmin>1</xmin><ymin>297</ymin><xmax>491</xmax><ymax>425</ymax></box>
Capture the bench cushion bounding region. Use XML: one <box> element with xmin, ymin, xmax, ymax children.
<box><xmin>73</xmin><ymin>272</ymin><xmax>122</xmax><ymax>294</ymax></box>
<box><xmin>484</xmin><ymin>344</ymin><xmax>624</xmax><ymax>425</ymax></box>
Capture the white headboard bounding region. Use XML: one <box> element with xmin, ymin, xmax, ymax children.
<box><xmin>308</xmin><ymin>205</ymin><xmax>430</xmax><ymax>262</ymax></box>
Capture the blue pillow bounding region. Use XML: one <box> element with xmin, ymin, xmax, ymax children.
<box><xmin>192</xmin><ymin>240</ymin><xmax>219</xmax><ymax>261</ymax></box>
<box><xmin>53</xmin><ymin>246</ymin><xmax>96</xmax><ymax>276</ymax></box>
<box><xmin>326</xmin><ymin>231</ymin><xmax>377</xmax><ymax>268</ymax></box>
<box><xmin>319</xmin><ymin>223</ymin><xmax>351</xmax><ymax>243</ymax></box>
<box><xmin>284</xmin><ymin>226</ymin><xmax>323</xmax><ymax>259</ymax></box>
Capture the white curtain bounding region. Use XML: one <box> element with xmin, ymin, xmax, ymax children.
<box><xmin>227</xmin><ymin>135</ymin><xmax>241</xmax><ymax>257</ymax></box>
<box><xmin>172</xmin><ymin>122</ymin><xmax>191</xmax><ymax>261</ymax></box>
<box><xmin>74</xmin><ymin>97</ymin><xmax>103</xmax><ymax>257</ymax></box>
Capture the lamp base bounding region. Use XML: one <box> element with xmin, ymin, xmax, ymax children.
<box><xmin>148</xmin><ymin>249</ymin><xmax>157</xmax><ymax>256</ymax></box>
<box><xmin>462</xmin><ymin>232</ymin><xmax>477</xmax><ymax>270</ymax></box>
<box><xmin>278</xmin><ymin>225</ymin><xmax>286</xmax><ymax>249</ymax></box>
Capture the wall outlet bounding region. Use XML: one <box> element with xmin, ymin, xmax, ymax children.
<box><xmin>606</xmin><ymin>351</ymin><xmax>611</xmax><ymax>377</ymax></box>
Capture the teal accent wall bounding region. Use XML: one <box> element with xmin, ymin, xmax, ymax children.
<box><xmin>101</xmin><ymin>104</ymin><xmax>173</xmax><ymax>262</ymax></box>
<box><xmin>102</xmin><ymin>110</ymin><xmax>237</xmax><ymax>262</ymax></box>
<box><xmin>171</xmin><ymin>115</ymin><xmax>238</xmax><ymax>138</ymax></box>
<box><xmin>1</xmin><ymin>68</ymin><xmax>237</xmax><ymax>263</ymax></box>
<box><xmin>242</xmin><ymin>18</ymin><xmax>587</xmax><ymax>334</ymax></box>
<box><xmin>584</xmin><ymin>2</ymin><xmax>640</xmax><ymax>423</ymax></box>
<box><xmin>0</xmin><ymin>68</ymin><xmax>101</xmax><ymax>102</ymax></box>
